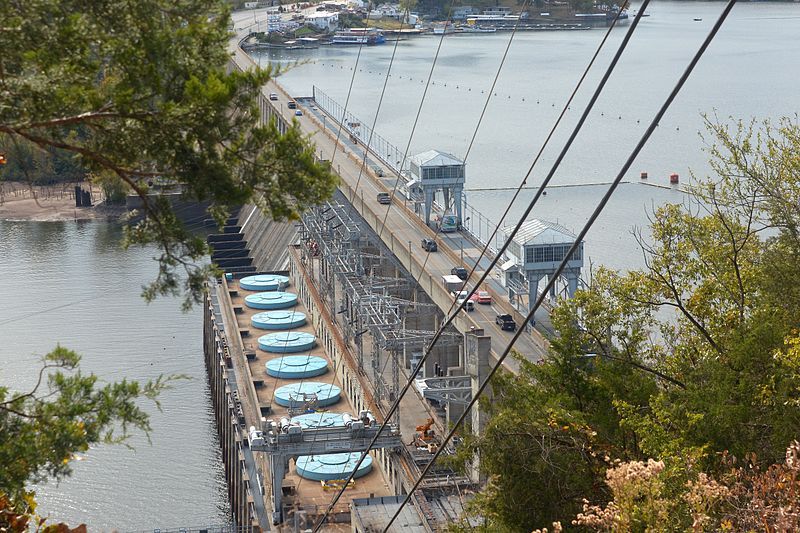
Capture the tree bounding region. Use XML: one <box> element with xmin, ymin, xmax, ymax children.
<box><xmin>0</xmin><ymin>346</ymin><xmax>177</xmax><ymax>528</ymax></box>
<box><xmin>449</xmin><ymin>117</ymin><xmax>800</xmax><ymax>531</ymax></box>
<box><xmin>0</xmin><ymin>0</ymin><xmax>338</xmax><ymax>308</ymax></box>
<box><xmin>1</xmin><ymin>0</ymin><xmax>338</xmax><ymax>525</ymax></box>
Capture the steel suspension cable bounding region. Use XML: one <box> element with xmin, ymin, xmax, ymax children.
<box><xmin>343</xmin><ymin>8</ymin><xmax>411</xmax><ymax>213</ymax></box>
<box><xmin>415</xmin><ymin>0</ymin><xmax>532</xmax><ymax>292</ymax></box>
<box><xmin>312</xmin><ymin>3</ymin><xmax>652</xmax><ymax>529</ymax></box>
<box><xmin>382</xmin><ymin>2</ymin><xmax>737</xmax><ymax>529</ymax></box>
<box><xmin>328</xmin><ymin>6</ymin><xmax>375</xmax><ymax>165</ymax></box>
<box><xmin>419</xmin><ymin>0</ymin><xmax>629</xmax><ymax>322</ymax></box>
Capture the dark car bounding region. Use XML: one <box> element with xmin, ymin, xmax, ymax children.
<box><xmin>287</xmin><ymin>101</ymin><xmax>297</xmax><ymax>109</ymax></box>
<box><xmin>496</xmin><ymin>313</ymin><xmax>517</xmax><ymax>331</ymax></box>
<box><xmin>451</xmin><ymin>266</ymin><xmax>468</xmax><ymax>280</ymax></box>
<box><xmin>377</xmin><ymin>192</ymin><xmax>391</xmax><ymax>205</ymax></box>
<box><xmin>421</xmin><ymin>238</ymin><xmax>438</xmax><ymax>252</ymax></box>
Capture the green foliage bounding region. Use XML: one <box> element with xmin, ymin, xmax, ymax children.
<box><xmin>0</xmin><ymin>135</ymin><xmax>87</xmax><ymax>185</ymax></box>
<box><xmin>91</xmin><ymin>171</ymin><xmax>129</xmax><ymax>205</ymax></box>
<box><xmin>1</xmin><ymin>0</ymin><xmax>338</xmax><ymax>307</ymax></box>
<box><xmin>0</xmin><ymin>346</ymin><xmax>179</xmax><ymax>501</ymax></box>
<box><xmin>451</xmin><ymin>117</ymin><xmax>800</xmax><ymax>531</ymax></box>
<box><xmin>338</xmin><ymin>13</ymin><xmax>366</xmax><ymax>29</ymax></box>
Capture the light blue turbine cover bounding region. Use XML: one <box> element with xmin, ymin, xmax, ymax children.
<box><xmin>265</xmin><ymin>355</ymin><xmax>328</xmax><ymax>379</ymax></box>
<box><xmin>295</xmin><ymin>452</ymin><xmax>373</xmax><ymax>481</ymax></box>
<box><xmin>244</xmin><ymin>291</ymin><xmax>297</xmax><ymax>310</ymax></box>
<box><xmin>240</xmin><ymin>274</ymin><xmax>290</xmax><ymax>292</ymax></box>
<box><xmin>258</xmin><ymin>332</ymin><xmax>316</xmax><ymax>353</ymax></box>
<box><xmin>251</xmin><ymin>310</ymin><xmax>307</xmax><ymax>330</ymax></box>
<box><xmin>291</xmin><ymin>412</ymin><xmax>346</xmax><ymax>429</ymax></box>
<box><xmin>274</xmin><ymin>381</ymin><xmax>341</xmax><ymax>408</ymax></box>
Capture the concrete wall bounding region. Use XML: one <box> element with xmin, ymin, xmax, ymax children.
<box><xmin>204</xmin><ymin>295</ymin><xmax>260</xmax><ymax>530</ymax></box>
<box><xmin>238</xmin><ymin>204</ymin><xmax>298</xmax><ymax>272</ymax></box>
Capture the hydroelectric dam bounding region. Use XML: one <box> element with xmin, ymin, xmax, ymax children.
<box><xmin>200</xmin><ymin>26</ymin><xmax>581</xmax><ymax>532</ymax></box>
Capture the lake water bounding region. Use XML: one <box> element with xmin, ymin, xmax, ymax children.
<box><xmin>257</xmin><ymin>0</ymin><xmax>800</xmax><ymax>270</ymax></box>
<box><xmin>1</xmin><ymin>1</ymin><xmax>798</xmax><ymax>529</ymax></box>
<box><xmin>0</xmin><ymin>221</ymin><xmax>229</xmax><ymax>531</ymax></box>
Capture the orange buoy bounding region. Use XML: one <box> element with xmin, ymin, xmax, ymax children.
<box><xmin>640</xmin><ymin>171</ymin><xmax>648</xmax><ymax>180</ymax></box>
<box><xmin>669</xmin><ymin>173</ymin><xmax>679</xmax><ymax>184</ymax></box>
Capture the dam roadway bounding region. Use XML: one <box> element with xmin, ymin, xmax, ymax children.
<box><xmin>229</xmin><ymin>34</ymin><xmax>549</xmax><ymax>373</ymax></box>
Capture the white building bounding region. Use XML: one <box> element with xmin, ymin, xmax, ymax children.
<box><xmin>452</xmin><ymin>6</ymin><xmax>479</xmax><ymax>20</ymax></box>
<box><xmin>305</xmin><ymin>11</ymin><xmax>339</xmax><ymax>31</ymax></box>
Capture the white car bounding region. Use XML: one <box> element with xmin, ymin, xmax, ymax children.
<box><xmin>451</xmin><ymin>290</ymin><xmax>475</xmax><ymax>311</ymax></box>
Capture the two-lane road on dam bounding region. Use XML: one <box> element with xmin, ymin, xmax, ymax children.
<box><xmin>229</xmin><ymin>36</ymin><xmax>549</xmax><ymax>373</ymax></box>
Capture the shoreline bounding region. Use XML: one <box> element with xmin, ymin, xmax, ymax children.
<box><xmin>0</xmin><ymin>181</ymin><xmax>124</xmax><ymax>222</ymax></box>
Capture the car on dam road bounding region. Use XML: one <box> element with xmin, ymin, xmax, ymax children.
<box><xmin>450</xmin><ymin>266</ymin><xmax>468</xmax><ymax>280</ymax></box>
<box><xmin>269</xmin><ymin>92</ymin><xmax>278</xmax><ymax>101</ymax></box>
<box><xmin>496</xmin><ymin>313</ymin><xmax>517</xmax><ymax>331</ymax></box>
<box><xmin>452</xmin><ymin>290</ymin><xmax>475</xmax><ymax>312</ymax></box>
<box><xmin>377</xmin><ymin>192</ymin><xmax>391</xmax><ymax>205</ymax></box>
<box><xmin>421</xmin><ymin>238</ymin><xmax>438</xmax><ymax>252</ymax></box>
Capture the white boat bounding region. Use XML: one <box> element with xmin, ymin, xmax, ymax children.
<box><xmin>459</xmin><ymin>26</ymin><xmax>497</xmax><ymax>33</ymax></box>
<box><xmin>432</xmin><ymin>22</ymin><xmax>455</xmax><ymax>35</ymax></box>
<box><xmin>331</xmin><ymin>27</ymin><xmax>386</xmax><ymax>45</ymax></box>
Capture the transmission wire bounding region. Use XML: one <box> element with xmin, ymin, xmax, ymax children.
<box><xmin>312</xmin><ymin>3</ymin><xmax>652</xmax><ymax>530</ymax></box>
<box><xmin>420</xmin><ymin>0</ymin><xmax>629</xmax><ymax>323</ymax></box>
<box><xmin>328</xmin><ymin>6</ymin><xmax>376</xmax><ymax>166</ymax></box>
<box><xmin>382</xmin><ymin>2</ymin><xmax>738</xmax><ymax>529</ymax></box>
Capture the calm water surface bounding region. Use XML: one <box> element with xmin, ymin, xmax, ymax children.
<box><xmin>1</xmin><ymin>2</ymin><xmax>798</xmax><ymax>528</ymax></box>
<box><xmin>0</xmin><ymin>221</ymin><xmax>229</xmax><ymax>531</ymax></box>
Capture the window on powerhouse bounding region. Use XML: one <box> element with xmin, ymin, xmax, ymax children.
<box><xmin>421</xmin><ymin>166</ymin><xmax>464</xmax><ymax>180</ymax></box>
<box><xmin>526</xmin><ymin>244</ymin><xmax>582</xmax><ymax>263</ymax></box>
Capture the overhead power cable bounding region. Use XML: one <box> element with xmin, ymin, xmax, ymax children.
<box><xmin>343</xmin><ymin>7</ymin><xmax>411</xmax><ymax>215</ymax></box>
<box><xmin>312</xmin><ymin>3</ymin><xmax>652</xmax><ymax>529</ymax></box>
<box><xmin>416</xmin><ymin>0</ymin><xmax>533</xmax><ymax>292</ymax></box>
<box><xmin>373</xmin><ymin>3</ymin><xmax>461</xmax><ymax>241</ymax></box>
<box><xmin>382</xmin><ymin>1</ymin><xmax>738</xmax><ymax>529</ymax></box>
<box><xmin>328</xmin><ymin>6</ymin><xmax>375</xmax><ymax>166</ymax></box>
<box><xmin>421</xmin><ymin>0</ymin><xmax>630</xmax><ymax>328</ymax></box>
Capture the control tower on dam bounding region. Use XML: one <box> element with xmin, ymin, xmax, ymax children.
<box><xmin>208</xmin><ymin>25</ymin><xmax>583</xmax><ymax>530</ymax></box>
<box><xmin>228</xmin><ymin>43</ymin><xmax>552</xmax><ymax>371</ymax></box>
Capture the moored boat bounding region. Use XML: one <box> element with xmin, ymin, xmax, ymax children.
<box><xmin>331</xmin><ymin>27</ymin><xmax>386</xmax><ymax>45</ymax></box>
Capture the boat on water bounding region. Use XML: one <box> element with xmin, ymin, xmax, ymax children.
<box><xmin>331</xmin><ymin>27</ymin><xmax>386</xmax><ymax>45</ymax></box>
<box><xmin>432</xmin><ymin>21</ymin><xmax>455</xmax><ymax>35</ymax></box>
<box><xmin>459</xmin><ymin>26</ymin><xmax>497</xmax><ymax>33</ymax></box>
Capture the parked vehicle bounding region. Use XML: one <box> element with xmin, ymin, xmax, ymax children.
<box><xmin>452</xmin><ymin>290</ymin><xmax>475</xmax><ymax>312</ymax></box>
<box><xmin>287</xmin><ymin>101</ymin><xmax>297</xmax><ymax>109</ymax></box>
<box><xmin>377</xmin><ymin>192</ymin><xmax>391</xmax><ymax>205</ymax></box>
<box><xmin>476</xmin><ymin>290</ymin><xmax>492</xmax><ymax>304</ymax></box>
<box><xmin>421</xmin><ymin>238</ymin><xmax>438</xmax><ymax>252</ymax></box>
<box><xmin>269</xmin><ymin>93</ymin><xmax>278</xmax><ymax>101</ymax></box>
<box><xmin>451</xmin><ymin>266</ymin><xmax>468</xmax><ymax>280</ymax></box>
<box><xmin>496</xmin><ymin>313</ymin><xmax>516</xmax><ymax>331</ymax></box>
<box><xmin>371</xmin><ymin>165</ymin><xmax>385</xmax><ymax>177</ymax></box>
